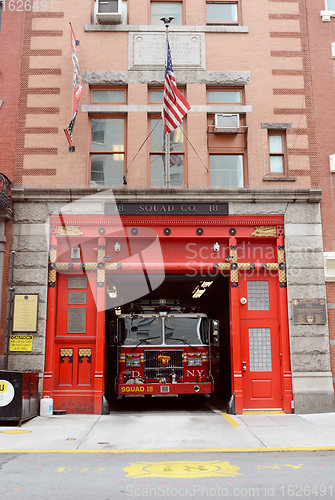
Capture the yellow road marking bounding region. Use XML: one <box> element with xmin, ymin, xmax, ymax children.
<box><xmin>0</xmin><ymin>430</ymin><xmax>31</xmax><ymax>434</ymax></box>
<box><xmin>242</xmin><ymin>410</ymin><xmax>285</xmax><ymax>414</ymax></box>
<box><xmin>221</xmin><ymin>413</ymin><xmax>240</xmax><ymax>427</ymax></box>
<box><xmin>124</xmin><ymin>460</ymin><xmax>241</xmax><ymax>478</ymax></box>
<box><xmin>0</xmin><ymin>446</ymin><xmax>334</xmax><ymax>453</ymax></box>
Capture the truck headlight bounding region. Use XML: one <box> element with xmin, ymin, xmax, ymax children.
<box><xmin>125</xmin><ymin>355</ymin><xmax>141</xmax><ymax>367</ymax></box>
<box><xmin>187</xmin><ymin>357</ymin><xmax>202</xmax><ymax>366</ymax></box>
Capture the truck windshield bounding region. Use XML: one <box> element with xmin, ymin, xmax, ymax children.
<box><xmin>119</xmin><ymin>316</ymin><xmax>163</xmax><ymax>345</ymax></box>
<box><xmin>164</xmin><ymin>317</ymin><xmax>208</xmax><ymax>345</ymax></box>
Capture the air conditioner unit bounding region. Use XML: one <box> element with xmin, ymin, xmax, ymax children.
<box><xmin>96</xmin><ymin>0</ymin><xmax>122</xmax><ymax>24</ymax></box>
<box><xmin>214</xmin><ymin>114</ymin><xmax>239</xmax><ymax>133</ymax></box>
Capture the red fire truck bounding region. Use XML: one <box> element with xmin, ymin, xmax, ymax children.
<box><xmin>112</xmin><ymin>300</ymin><xmax>220</xmax><ymax>397</ymax></box>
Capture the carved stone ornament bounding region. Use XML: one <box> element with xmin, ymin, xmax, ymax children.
<box><xmin>57</xmin><ymin>225</ymin><xmax>84</xmax><ymax>236</ymax></box>
<box><xmin>250</xmin><ymin>226</ymin><xmax>277</xmax><ymax>237</ymax></box>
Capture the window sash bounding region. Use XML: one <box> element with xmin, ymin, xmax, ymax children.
<box><xmin>151</xmin><ymin>1</ymin><xmax>183</xmax><ymax>25</ymax></box>
<box><xmin>208</xmin><ymin>90</ymin><xmax>242</xmax><ymax>104</ymax></box>
<box><xmin>150</xmin><ymin>118</ymin><xmax>184</xmax><ymax>187</ymax></box>
<box><xmin>326</xmin><ymin>0</ymin><xmax>335</xmax><ymax>11</ymax></box>
<box><xmin>92</xmin><ymin>89</ymin><xmax>126</xmax><ymax>103</ymax></box>
<box><xmin>210</xmin><ymin>155</ymin><xmax>244</xmax><ymax>188</ymax></box>
<box><xmin>90</xmin><ymin>118</ymin><xmax>125</xmax><ymax>187</ymax></box>
<box><xmin>268</xmin><ymin>133</ymin><xmax>285</xmax><ymax>174</ymax></box>
<box><xmin>207</xmin><ymin>2</ymin><xmax>238</xmax><ymax>24</ymax></box>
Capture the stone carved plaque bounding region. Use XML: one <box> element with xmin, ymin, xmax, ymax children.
<box><xmin>67</xmin><ymin>308</ymin><xmax>87</xmax><ymax>334</ymax></box>
<box><xmin>129</xmin><ymin>32</ymin><xmax>205</xmax><ymax>70</ymax></box>
<box><xmin>292</xmin><ymin>299</ymin><xmax>327</xmax><ymax>325</ymax></box>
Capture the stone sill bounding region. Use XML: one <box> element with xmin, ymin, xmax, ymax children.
<box><xmin>84</xmin><ymin>24</ymin><xmax>249</xmax><ymax>33</ymax></box>
<box><xmin>12</xmin><ymin>187</ymin><xmax>322</xmax><ymax>204</ymax></box>
<box><xmin>320</xmin><ymin>10</ymin><xmax>335</xmax><ymax>21</ymax></box>
<box><xmin>263</xmin><ymin>176</ymin><xmax>296</xmax><ymax>182</ymax></box>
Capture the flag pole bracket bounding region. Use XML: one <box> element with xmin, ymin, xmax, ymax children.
<box><xmin>69</xmin><ymin>146</ymin><xmax>75</xmax><ymax>152</ymax></box>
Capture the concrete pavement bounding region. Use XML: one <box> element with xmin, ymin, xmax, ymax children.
<box><xmin>1</xmin><ymin>407</ymin><xmax>335</xmax><ymax>453</ymax></box>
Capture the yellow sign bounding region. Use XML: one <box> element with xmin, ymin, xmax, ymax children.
<box><xmin>10</xmin><ymin>335</ymin><xmax>33</xmax><ymax>352</ymax></box>
<box><xmin>12</xmin><ymin>294</ymin><xmax>38</xmax><ymax>332</ymax></box>
<box><xmin>0</xmin><ymin>381</ymin><xmax>7</xmax><ymax>394</ymax></box>
<box><xmin>124</xmin><ymin>461</ymin><xmax>241</xmax><ymax>478</ymax></box>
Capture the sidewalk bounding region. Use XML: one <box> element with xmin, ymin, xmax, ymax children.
<box><xmin>1</xmin><ymin>410</ymin><xmax>335</xmax><ymax>453</ymax></box>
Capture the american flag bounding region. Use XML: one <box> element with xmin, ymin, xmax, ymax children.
<box><xmin>162</xmin><ymin>42</ymin><xmax>190</xmax><ymax>134</ymax></box>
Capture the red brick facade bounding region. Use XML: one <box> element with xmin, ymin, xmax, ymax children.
<box><xmin>0</xmin><ymin>7</ymin><xmax>24</xmax><ymax>366</ymax></box>
<box><xmin>307</xmin><ymin>0</ymin><xmax>335</xmax><ymax>391</ymax></box>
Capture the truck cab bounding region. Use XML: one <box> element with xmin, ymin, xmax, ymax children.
<box><xmin>112</xmin><ymin>301</ymin><xmax>219</xmax><ymax>397</ymax></box>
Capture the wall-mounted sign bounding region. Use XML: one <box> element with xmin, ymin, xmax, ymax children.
<box><xmin>292</xmin><ymin>299</ymin><xmax>327</xmax><ymax>325</ymax></box>
<box><xmin>67</xmin><ymin>308</ymin><xmax>86</xmax><ymax>334</ymax></box>
<box><xmin>68</xmin><ymin>276</ymin><xmax>87</xmax><ymax>289</ymax></box>
<box><xmin>68</xmin><ymin>292</ymin><xmax>87</xmax><ymax>305</ymax></box>
<box><xmin>9</xmin><ymin>335</ymin><xmax>33</xmax><ymax>352</ymax></box>
<box><xmin>12</xmin><ymin>294</ymin><xmax>38</xmax><ymax>333</ymax></box>
<box><xmin>0</xmin><ymin>380</ymin><xmax>15</xmax><ymax>407</ymax></box>
<box><xmin>105</xmin><ymin>202</ymin><xmax>229</xmax><ymax>216</ymax></box>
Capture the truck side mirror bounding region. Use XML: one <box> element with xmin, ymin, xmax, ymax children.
<box><xmin>211</xmin><ymin>319</ymin><xmax>220</xmax><ymax>346</ymax></box>
<box><xmin>110</xmin><ymin>320</ymin><xmax>117</xmax><ymax>346</ymax></box>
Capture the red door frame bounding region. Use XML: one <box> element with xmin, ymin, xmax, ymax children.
<box><xmin>43</xmin><ymin>214</ymin><xmax>293</xmax><ymax>414</ymax></box>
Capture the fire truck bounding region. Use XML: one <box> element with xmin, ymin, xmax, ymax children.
<box><xmin>112</xmin><ymin>300</ymin><xmax>220</xmax><ymax>397</ymax></box>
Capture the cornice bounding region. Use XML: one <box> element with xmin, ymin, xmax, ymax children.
<box><xmin>12</xmin><ymin>187</ymin><xmax>322</xmax><ymax>204</ymax></box>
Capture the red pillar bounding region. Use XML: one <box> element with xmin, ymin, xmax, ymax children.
<box><xmin>277</xmin><ymin>235</ymin><xmax>293</xmax><ymax>413</ymax></box>
<box><xmin>94</xmin><ymin>236</ymin><xmax>106</xmax><ymax>414</ymax></box>
<box><xmin>229</xmin><ymin>236</ymin><xmax>243</xmax><ymax>413</ymax></box>
<box><xmin>43</xmin><ymin>235</ymin><xmax>57</xmax><ymax>396</ymax></box>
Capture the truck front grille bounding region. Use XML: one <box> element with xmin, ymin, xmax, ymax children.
<box><xmin>144</xmin><ymin>350</ymin><xmax>184</xmax><ymax>380</ymax></box>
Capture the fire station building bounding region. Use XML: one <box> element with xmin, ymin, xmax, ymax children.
<box><xmin>3</xmin><ymin>0</ymin><xmax>335</xmax><ymax>414</ymax></box>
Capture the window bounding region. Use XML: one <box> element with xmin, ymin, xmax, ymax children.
<box><xmin>90</xmin><ymin>117</ymin><xmax>125</xmax><ymax>187</ymax></box>
<box><xmin>268</xmin><ymin>132</ymin><xmax>286</xmax><ymax>174</ymax></box>
<box><xmin>208</xmin><ymin>88</ymin><xmax>243</xmax><ymax>104</ymax></box>
<box><xmin>0</xmin><ymin>1</ymin><xmax>3</xmax><ymax>31</ymax></box>
<box><xmin>151</xmin><ymin>1</ymin><xmax>182</xmax><ymax>25</ymax></box>
<box><xmin>150</xmin><ymin>118</ymin><xmax>184</xmax><ymax>187</ymax></box>
<box><xmin>91</xmin><ymin>88</ymin><xmax>126</xmax><ymax>103</ymax></box>
<box><xmin>149</xmin><ymin>89</ymin><xmax>164</xmax><ymax>103</ymax></box>
<box><xmin>206</xmin><ymin>1</ymin><xmax>239</xmax><ymax>24</ymax></box>
<box><xmin>210</xmin><ymin>155</ymin><xmax>244</xmax><ymax>187</ymax></box>
<box><xmin>326</xmin><ymin>0</ymin><xmax>335</xmax><ymax>10</ymax></box>
<box><xmin>98</xmin><ymin>0</ymin><xmax>119</xmax><ymax>13</ymax></box>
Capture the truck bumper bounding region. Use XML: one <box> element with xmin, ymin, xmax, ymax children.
<box><xmin>116</xmin><ymin>381</ymin><xmax>213</xmax><ymax>396</ymax></box>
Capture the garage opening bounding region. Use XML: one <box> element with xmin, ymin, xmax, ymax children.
<box><xmin>104</xmin><ymin>273</ymin><xmax>230</xmax><ymax>409</ymax></box>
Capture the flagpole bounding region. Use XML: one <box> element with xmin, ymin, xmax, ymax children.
<box><xmin>161</xmin><ymin>17</ymin><xmax>173</xmax><ymax>189</ymax></box>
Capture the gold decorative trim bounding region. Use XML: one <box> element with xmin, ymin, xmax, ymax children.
<box><xmin>48</xmin><ymin>269</ymin><xmax>56</xmax><ymax>283</ymax></box>
<box><xmin>251</xmin><ymin>226</ymin><xmax>277</xmax><ymax>237</ymax></box>
<box><xmin>231</xmin><ymin>270</ymin><xmax>238</xmax><ymax>282</ymax></box>
<box><xmin>79</xmin><ymin>348</ymin><xmax>92</xmax><ymax>357</ymax></box>
<box><xmin>56</xmin><ymin>263</ymin><xmax>68</xmax><ymax>270</ymax></box>
<box><xmin>57</xmin><ymin>225</ymin><xmax>84</xmax><ymax>236</ymax></box>
<box><xmin>238</xmin><ymin>263</ymin><xmax>251</xmax><ymax>271</ymax></box>
<box><xmin>97</xmin><ymin>269</ymin><xmax>105</xmax><ymax>282</ymax></box>
<box><xmin>105</xmin><ymin>262</ymin><xmax>119</xmax><ymax>270</ymax></box>
<box><xmin>60</xmin><ymin>348</ymin><xmax>73</xmax><ymax>357</ymax></box>
<box><xmin>216</xmin><ymin>263</ymin><xmax>230</xmax><ymax>271</ymax></box>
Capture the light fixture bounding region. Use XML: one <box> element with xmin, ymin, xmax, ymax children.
<box><xmin>213</xmin><ymin>242</ymin><xmax>220</xmax><ymax>252</ymax></box>
<box><xmin>71</xmin><ymin>247</ymin><xmax>81</xmax><ymax>259</ymax></box>
<box><xmin>114</xmin><ymin>242</ymin><xmax>121</xmax><ymax>252</ymax></box>
<box><xmin>192</xmin><ymin>281</ymin><xmax>213</xmax><ymax>299</ymax></box>
<box><xmin>192</xmin><ymin>285</ymin><xmax>206</xmax><ymax>299</ymax></box>
<box><xmin>200</xmin><ymin>281</ymin><xmax>213</xmax><ymax>288</ymax></box>
<box><xmin>115</xmin><ymin>307</ymin><xmax>122</xmax><ymax>315</ymax></box>
<box><xmin>107</xmin><ymin>285</ymin><xmax>117</xmax><ymax>298</ymax></box>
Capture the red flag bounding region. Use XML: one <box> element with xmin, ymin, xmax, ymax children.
<box><xmin>64</xmin><ymin>24</ymin><xmax>83</xmax><ymax>148</ymax></box>
<box><xmin>162</xmin><ymin>42</ymin><xmax>190</xmax><ymax>134</ymax></box>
